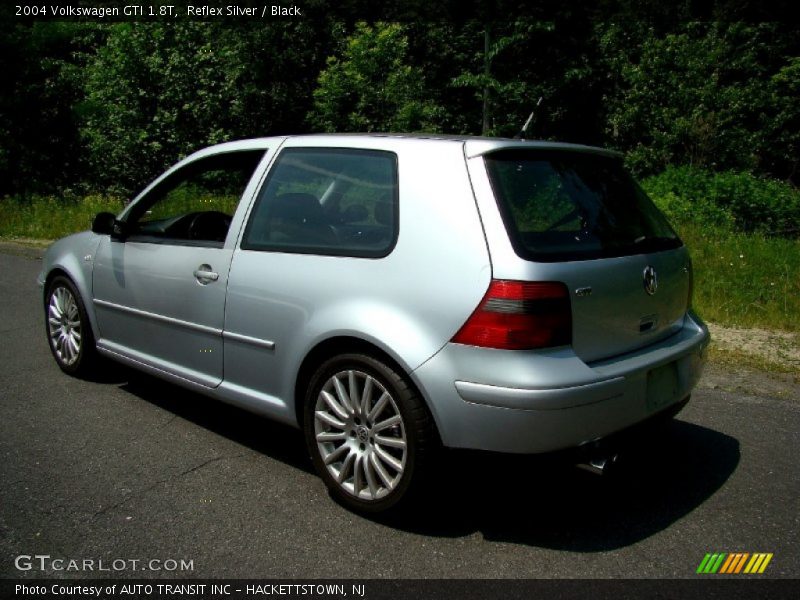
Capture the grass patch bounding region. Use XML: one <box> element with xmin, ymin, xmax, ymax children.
<box><xmin>675</xmin><ymin>222</ymin><xmax>800</xmax><ymax>332</ymax></box>
<box><xmin>640</xmin><ymin>167</ymin><xmax>800</xmax><ymax>334</ymax></box>
<box><xmin>0</xmin><ymin>195</ymin><xmax>125</xmax><ymax>240</ymax></box>
<box><xmin>642</xmin><ymin>167</ymin><xmax>799</xmax><ymax>332</ymax></box>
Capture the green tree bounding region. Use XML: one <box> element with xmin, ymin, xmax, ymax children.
<box><xmin>764</xmin><ymin>57</ymin><xmax>800</xmax><ymax>182</ymax></box>
<box><xmin>602</xmin><ymin>22</ymin><xmax>800</xmax><ymax>181</ymax></box>
<box><xmin>81</xmin><ymin>21</ymin><xmax>330</xmax><ymax>195</ymax></box>
<box><xmin>0</xmin><ymin>21</ymin><xmax>100</xmax><ymax>197</ymax></box>
<box><xmin>452</xmin><ymin>23</ymin><xmax>531</xmax><ymax>136</ymax></box>
<box><xmin>450</xmin><ymin>18</ymin><xmax>607</xmax><ymax>142</ymax></box>
<box><xmin>309</xmin><ymin>22</ymin><xmax>444</xmax><ymax>133</ymax></box>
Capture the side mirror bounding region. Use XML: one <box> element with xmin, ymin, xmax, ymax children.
<box><xmin>91</xmin><ymin>212</ymin><xmax>116</xmax><ymax>235</ymax></box>
<box><xmin>92</xmin><ymin>212</ymin><xmax>127</xmax><ymax>240</ymax></box>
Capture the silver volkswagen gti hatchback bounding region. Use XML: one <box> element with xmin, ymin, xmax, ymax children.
<box><xmin>40</xmin><ymin>134</ymin><xmax>709</xmax><ymax>512</ymax></box>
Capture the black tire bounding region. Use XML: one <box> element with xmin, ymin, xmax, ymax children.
<box><xmin>44</xmin><ymin>275</ymin><xmax>99</xmax><ymax>377</ymax></box>
<box><xmin>303</xmin><ymin>353</ymin><xmax>436</xmax><ymax>513</ymax></box>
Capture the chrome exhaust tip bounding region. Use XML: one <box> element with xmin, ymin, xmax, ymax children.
<box><xmin>576</xmin><ymin>453</ymin><xmax>619</xmax><ymax>476</ymax></box>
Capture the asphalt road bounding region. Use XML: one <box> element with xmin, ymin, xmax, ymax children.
<box><xmin>1</xmin><ymin>248</ymin><xmax>798</xmax><ymax>579</ymax></box>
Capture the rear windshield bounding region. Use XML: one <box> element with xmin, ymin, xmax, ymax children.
<box><xmin>484</xmin><ymin>150</ymin><xmax>681</xmax><ymax>262</ymax></box>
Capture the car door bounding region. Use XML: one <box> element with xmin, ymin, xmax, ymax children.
<box><xmin>92</xmin><ymin>148</ymin><xmax>269</xmax><ymax>387</ymax></box>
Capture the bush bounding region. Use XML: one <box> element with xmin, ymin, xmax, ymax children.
<box><xmin>642</xmin><ymin>166</ymin><xmax>800</xmax><ymax>235</ymax></box>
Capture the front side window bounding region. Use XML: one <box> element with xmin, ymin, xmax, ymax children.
<box><xmin>242</xmin><ymin>148</ymin><xmax>398</xmax><ymax>258</ymax></box>
<box><xmin>485</xmin><ymin>150</ymin><xmax>681</xmax><ymax>262</ymax></box>
<box><xmin>124</xmin><ymin>150</ymin><xmax>265</xmax><ymax>246</ymax></box>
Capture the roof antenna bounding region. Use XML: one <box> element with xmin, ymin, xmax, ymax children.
<box><xmin>515</xmin><ymin>97</ymin><xmax>542</xmax><ymax>140</ymax></box>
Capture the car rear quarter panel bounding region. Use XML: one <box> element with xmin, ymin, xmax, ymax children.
<box><xmin>222</xmin><ymin>137</ymin><xmax>492</xmax><ymax>427</ymax></box>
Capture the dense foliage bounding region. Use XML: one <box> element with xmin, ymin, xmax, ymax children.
<box><xmin>603</xmin><ymin>23</ymin><xmax>800</xmax><ymax>180</ymax></box>
<box><xmin>309</xmin><ymin>22</ymin><xmax>444</xmax><ymax>133</ymax></box>
<box><xmin>82</xmin><ymin>22</ymin><xmax>332</xmax><ymax>193</ymax></box>
<box><xmin>642</xmin><ymin>167</ymin><xmax>800</xmax><ymax>234</ymax></box>
<box><xmin>1</xmin><ymin>14</ymin><xmax>798</xmax><ymax>205</ymax></box>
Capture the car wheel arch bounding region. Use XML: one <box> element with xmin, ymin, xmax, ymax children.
<box><xmin>44</xmin><ymin>267</ymin><xmax>71</xmax><ymax>290</ymax></box>
<box><xmin>293</xmin><ymin>335</ymin><xmax>440</xmax><ymax>441</ymax></box>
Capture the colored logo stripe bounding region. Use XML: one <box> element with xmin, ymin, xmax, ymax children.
<box><xmin>697</xmin><ymin>553</ymin><xmax>773</xmax><ymax>574</ymax></box>
<box><xmin>744</xmin><ymin>553</ymin><xmax>773</xmax><ymax>574</ymax></box>
<box><xmin>697</xmin><ymin>553</ymin><xmax>726</xmax><ymax>573</ymax></box>
<box><xmin>719</xmin><ymin>553</ymin><xmax>749</xmax><ymax>573</ymax></box>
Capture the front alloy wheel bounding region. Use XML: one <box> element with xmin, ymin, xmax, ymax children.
<box><xmin>45</xmin><ymin>276</ymin><xmax>97</xmax><ymax>376</ymax></box>
<box><xmin>305</xmin><ymin>354</ymin><xmax>434</xmax><ymax>513</ymax></box>
<box><xmin>47</xmin><ymin>285</ymin><xmax>82</xmax><ymax>366</ymax></box>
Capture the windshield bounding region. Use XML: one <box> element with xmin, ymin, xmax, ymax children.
<box><xmin>484</xmin><ymin>150</ymin><xmax>681</xmax><ymax>262</ymax></box>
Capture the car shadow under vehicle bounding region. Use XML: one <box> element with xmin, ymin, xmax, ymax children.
<box><xmin>377</xmin><ymin>418</ymin><xmax>741</xmax><ymax>551</ymax></box>
<box><xmin>116</xmin><ymin>367</ymin><xmax>314</xmax><ymax>475</ymax></box>
<box><xmin>114</xmin><ymin>367</ymin><xmax>739</xmax><ymax>551</ymax></box>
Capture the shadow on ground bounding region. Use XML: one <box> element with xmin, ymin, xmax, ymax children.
<box><xmin>114</xmin><ymin>365</ymin><xmax>313</xmax><ymax>475</ymax></box>
<box><xmin>379</xmin><ymin>417</ymin><xmax>740</xmax><ymax>551</ymax></box>
<box><xmin>113</xmin><ymin>365</ymin><xmax>740</xmax><ymax>552</ymax></box>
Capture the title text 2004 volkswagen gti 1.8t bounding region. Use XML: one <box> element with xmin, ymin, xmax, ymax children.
<box><xmin>39</xmin><ymin>134</ymin><xmax>709</xmax><ymax>512</ymax></box>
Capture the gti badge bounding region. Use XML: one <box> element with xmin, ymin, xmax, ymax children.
<box><xmin>643</xmin><ymin>266</ymin><xmax>658</xmax><ymax>295</ymax></box>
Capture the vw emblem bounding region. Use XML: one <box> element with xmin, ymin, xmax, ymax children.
<box><xmin>643</xmin><ymin>266</ymin><xmax>658</xmax><ymax>295</ymax></box>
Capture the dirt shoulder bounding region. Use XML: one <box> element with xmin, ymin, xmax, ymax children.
<box><xmin>707</xmin><ymin>322</ymin><xmax>799</xmax><ymax>373</ymax></box>
<box><xmin>699</xmin><ymin>358</ymin><xmax>799</xmax><ymax>401</ymax></box>
<box><xmin>0</xmin><ymin>238</ymin><xmax>49</xmax><ymax>259</ymax></box>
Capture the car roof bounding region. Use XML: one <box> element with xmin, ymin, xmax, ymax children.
<box><xmin>195</xmin><ymin>134</ymin><xmax>622</xmax><ymax>159</ymax></box>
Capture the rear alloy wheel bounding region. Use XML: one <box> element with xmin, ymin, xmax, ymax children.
<box><xmin>304</xmin><ymin>354</ymin><xmax>434</xmax><ymax>513</ymax></box>
<box><xmin>45</xmin><ymin>276</ymin><xmax>98</xmax><ymax>376</ymax></box>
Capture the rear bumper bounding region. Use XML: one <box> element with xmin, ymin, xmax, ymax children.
<box><xmin>412</xmin><ymin>312</ymin><xmax>709</xmax><ymax>454</ymax></box>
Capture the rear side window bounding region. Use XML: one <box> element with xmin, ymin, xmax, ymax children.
<box><xmin>242</xmin><ymin>148</ymin><xmax>398</xmax><ymax>258</ymax></box>
<box><xmin>484</xmin><ymin>150</ymin><xmax>681</xmax><ymax>262</ymax></box>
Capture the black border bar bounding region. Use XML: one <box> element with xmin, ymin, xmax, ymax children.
<box><xmin>3</xmin><ymin>579</ymin><xmax>799</xmax><ymax>600</ymax></box>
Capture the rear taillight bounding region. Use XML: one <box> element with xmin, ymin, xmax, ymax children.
<box><xmin>451</xmin><ymin>280</ymin><xmax>572</xmax><ymax>350</ymax></box>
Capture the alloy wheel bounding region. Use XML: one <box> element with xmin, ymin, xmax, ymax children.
<box><xmin>47</xmin><ymin>285</ymin><xmax>82</xmax><ymax>366</ymax></box>
<box><xmin>313</xmin><ymin>369</ymin><xmax>407</xmax><ymax>501</ymax></box>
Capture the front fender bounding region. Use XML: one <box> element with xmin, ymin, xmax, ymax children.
<box><xmin>40</xmin><ymin>232</ymin><xmax>104</xmax><ymax>335</ymax></box>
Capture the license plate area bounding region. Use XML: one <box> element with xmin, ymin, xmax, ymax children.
<box><xmin>646</xmin><ymin>361</ymin><xmax>679</xmax><ymax>413</ymax></box>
